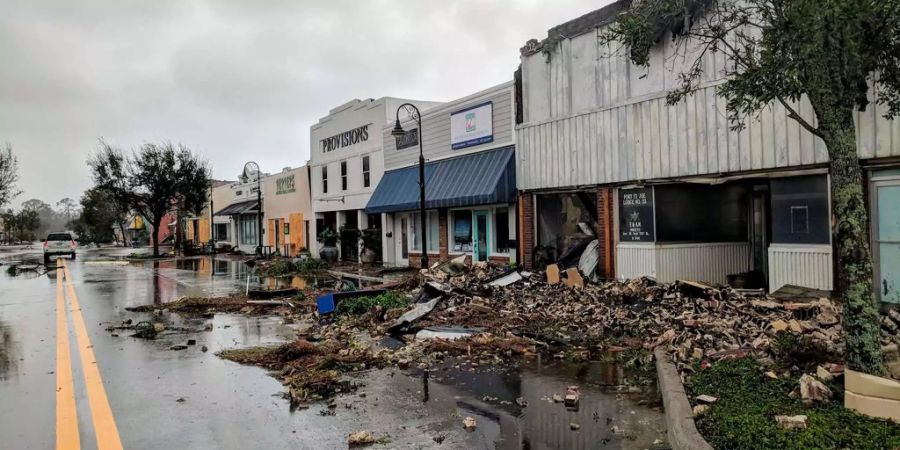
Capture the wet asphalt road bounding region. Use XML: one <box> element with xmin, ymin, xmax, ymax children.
<box><xmin>0</xmin><ymin>245</ymin><xmax>667</xmax><ymax>450</ymax></box>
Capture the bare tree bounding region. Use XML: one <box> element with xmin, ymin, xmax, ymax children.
<box><xmin>0</xmin><ymin>143</ymin><xmax>21</xmax><ymax>209</ymax></box>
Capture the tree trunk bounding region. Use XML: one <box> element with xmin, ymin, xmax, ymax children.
<box><xmin>817</xmin><ymin>105</ymin><xmax>885</xmax><ymax>375</ymax></box>
<box><xmin>151</xmin><ymin>217</ymin><xmax>162</xmax><ymax>257</ymax></box>
<box><xmin>118</xmin><ymin>222</ymin><xmax>127</xmax><ymax>247</ymax></box>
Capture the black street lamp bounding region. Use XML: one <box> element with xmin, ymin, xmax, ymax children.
<box><xmin>243</xmin><ymin>161</ymin><xmax>263</xmax><ymax>255</ymax></box>
<box><xmin>391</xmin><ymin>103</ymin><xmax>428</xmax><ymax>268</ymax></box>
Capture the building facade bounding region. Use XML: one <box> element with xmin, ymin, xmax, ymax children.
<box><xmin>367</xmin><ymin>82</ymin><xmax>518</xmax><ymax>268</ymax></box>
<box><xmin>263</xmin><ymin>166</ymin><xmax>312</xmax><ymax>257</ymax></box>
<box><xmin>309</xmin><ymin>97</ymin><xmax>441</xmax><ymax>261</ymax></box>
<box><xmin>516</xmin><ymin>3</ymin><xmax>900</xmax><ymax>301</ymax></box>
<box><xmin>209</xmin><ymin>176</ymin><xmax>265</xmax><ymax>254</ymax></box>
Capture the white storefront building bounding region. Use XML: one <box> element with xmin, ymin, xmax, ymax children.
<box><xmin>309</xmin><ymin>97</ymin><xmax>441</xmax><ymax>261</ymax></box>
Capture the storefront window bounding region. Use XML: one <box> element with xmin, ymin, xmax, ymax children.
<box><xmin>341</xmin><ymin>161</ymin><xmax>348</xmax><ymax>191</ymax></box>
<box><xmin>215</xmin><ymin>223</ymin><xmax>228</xmax><ymax>241</ymax></box>
<box><xmin>494</xmin><ymin>209</ymin><xmax>510</xmax><ymax>253</ymax></box>
<box><xmin>321</xmin><ymin>166</ymin><xmax>328</xmax><ymax>194</ymax></box>
<box><xmin>770</xmin><ymin>175</ymin><xmax>829</xmax><ymax>244</ymax></box>
<box><xmin>452</xmin><ymin>210</ymin><xmax>473</xmax><ymax>252</ymax></box>
<box><xmin>240</xmin><ymin>216</ymin><xmax>258</xmax><ymax>245</ymax></box>
<box><xmin>411</xmin><ymin>211</ymin><xmax>439</xmax><ymax>252</ymax></box>
<box><xmin>654</xmin><ymin>184</ymin><xmax>748</xmax><ymax>242</ymax></box>
<box><xmin>362</xmin><ymin>156</ymin><xmax>370</xmax><ymax>188</ymax></box>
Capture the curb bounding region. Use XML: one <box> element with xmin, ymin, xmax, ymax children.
<box><xmin>654</xmin><ymin>347</ymin><xmax>714</xmax><ymax>450</ymax></box>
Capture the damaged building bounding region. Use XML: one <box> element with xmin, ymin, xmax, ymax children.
<box><xmin>515</xmin><ymin>2</ymin><xmax>900</xmax><ymax>300</ymax></box>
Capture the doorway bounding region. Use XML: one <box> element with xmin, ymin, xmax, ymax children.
<box><xmin>873</xmin><ymin>178</ymin><xmax>900</xmax><ymax>304</ymax></box>
<box><xmin>750</xmin><ymin>187</ymin><xmax>770</xmax><ymax>288</ymax></box>
<box><xmin>398</xmin><ymin>215</ymin><xmax>409</xmax><ymax>265</ymax></box>
<box><xmin>473</xmin><ymin>210</ymin><xmax>490</xmax><ymax>262</ymax></box>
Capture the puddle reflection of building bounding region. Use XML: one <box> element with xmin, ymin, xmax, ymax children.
<box><xmin>0</xmin><ymin>318</ymin><xmax>18</xmax><ymax>381</ymax></box>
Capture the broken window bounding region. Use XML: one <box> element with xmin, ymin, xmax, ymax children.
<box><xmin>536</xmin><ymin>192</ymin><xmax>597</xmax><ymax>263</ymax></box>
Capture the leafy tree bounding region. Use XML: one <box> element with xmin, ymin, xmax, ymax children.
<box><xmin>0</xmin><ymin>143</ymin><xmax>20</xmax><ymax>209</ymax></box>
<box><xmin>69</xmin><ymin>188</ymin><xmax>126</xmax><ymax>244</ymax></box>
<box><xmin>601</xmin><ymin>0</ymin><xmax>900</xmax><ymax>374</ymax></box>
<box><xmin>89</xmin><ymin>141</ymin><xmax>211</xmax><ymax>257</ymax></box>
<box><xmin>0</xmin><ymin>208</ymin><xmax>41</xmax><ymax>243</ymax></box>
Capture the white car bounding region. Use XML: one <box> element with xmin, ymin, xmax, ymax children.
<box><xmin>43</xmin><ymin>232</ymin><xmax>77</xmax><ymax>264</ymax></box>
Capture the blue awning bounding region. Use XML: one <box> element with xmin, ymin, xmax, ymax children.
<box><xmin>366</xmin><ymin>146</ymin><xmax>516</xmax><ymax>214</ymax></box>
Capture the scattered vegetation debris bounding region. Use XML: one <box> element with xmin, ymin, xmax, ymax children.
<box><xmin>347</xmin><ymin>430</ymin><xmax>377</xmax><ymax>447</ymax></box>
<box><xmin>127</xmin><ymin>295</ymin><xmax>296</xmax><ymax>316</ymax></box>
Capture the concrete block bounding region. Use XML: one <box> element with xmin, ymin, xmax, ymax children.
<box><xmin>845</xmin><ymin>369</ymin><xmax>900</xmax><ymax>401</ymax></box>
<box><xmin>546</xmin><ymin>264</ymin><xmax>560</xmax><ymax>284</ymax></box>
<box><xmin>845</xmin><ymin>391</ymin><xmax>900</xmax><ymax>422</ymax></box>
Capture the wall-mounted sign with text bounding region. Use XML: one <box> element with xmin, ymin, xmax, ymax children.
<box><xmin>320</xmin><ymin>123</ymin><xmax>371</xmax><ymax>153</ymax></box>
<box><xmin>618</xmin><ymin>187</ymin><xmax>655</xmax><ymax>242</ymax></box>
<box><xmin>395</xmin><ymin>128</ymin><xmax>419</xmax><ymax>150</ymax></box>
<box><xmin>450</xmin><ymin>101</ymin><xmax>493</xmax><ymax>150</ymax></box>
<box><xmin>275</xmin><ymin>174</ymin><xmax>295</xmax><ymax>195</ymax></box>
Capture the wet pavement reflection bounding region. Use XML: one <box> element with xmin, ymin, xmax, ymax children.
<box><xmin>0</xmin><ymin>246</ymin><xmax>668</xmax><ymax>449</ymax></box>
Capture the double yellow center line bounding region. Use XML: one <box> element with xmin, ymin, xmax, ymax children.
<box><xmin>56</xmin><ymin>259</ymin><xmax>123</xmax><ymax>450</ymax></box>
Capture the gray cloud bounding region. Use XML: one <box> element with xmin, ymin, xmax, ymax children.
<box><xmin>0</xmin><ymin>0</ymin><xmax>609</xmax><ymax>206</ymax></box>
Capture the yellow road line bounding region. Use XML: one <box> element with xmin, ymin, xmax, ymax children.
<box><xmin>56</xmin><ymin>264</ymin><xmax>80</xmax><ymax>450</ymax></box>
<box><xmin>62</xmin><ymin>260</ymin><xmax>124</xmax><ymax>450</ymax></box>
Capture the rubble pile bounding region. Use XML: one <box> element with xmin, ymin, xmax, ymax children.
<box><xmin>127</xmin><ymin>295</ymin><xmax>298</xmax><ymax>316</ymax></box>
<box><xmin>218</xmin><ymin>337</ymin><xmax>382</xmax><ymax>405</ymax></box>
<box><xmin>410</xmin><ymin>264</ymin><xmax>900</xmax><ymax>368</ymax></box>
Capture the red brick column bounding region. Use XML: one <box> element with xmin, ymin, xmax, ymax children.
<box><xmin>520</xmin><ymin>192</ymin><xmax>535</xmax><ymax>269</ymax></box>
<box><xmin>438</xmin><ymin>209</ymin><xmax>449</xmax><ymax>261</ymax></box>
<box><xmin>597</xmin><ymin>188</ymin><xmax>615</xmax><ymax>279</ymax></box>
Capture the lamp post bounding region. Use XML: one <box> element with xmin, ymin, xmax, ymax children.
<box><xmin>243</xmin><ymin>161</ymin><xmax>262</xmax><ymax>256</ymax></box>
<box><xmin>390</xmin><ymin>104</ymin><xmax>428</xmax><ymax>268</ymax></box>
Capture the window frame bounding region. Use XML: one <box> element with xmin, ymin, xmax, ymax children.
<box><xmin>362</xmin><ymin>155</ymin><xmax>371</xmax><ymax>188</ymax></box>
<box><xmin>321</xmin><ymin>166</ymin><xmax>328</xmax><ymax>194</ymax></box>
<box><xmin>341</xmin><ymin>161</ymin><xmax>348</xmax><ymax>191</ymax></box>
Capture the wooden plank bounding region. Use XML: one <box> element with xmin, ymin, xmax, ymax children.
<box><xmin>773</xmin><ymin>103</ymin><xmax>788</xmax><ymax>167</ymax></box>
<box><xmin>875</xmin><ymin>94</ymin><xmax>892</xmax><ymax>158</ymax></box>
<box><xmin>650</xmin><ymin>98</ymin><xmax>661</xmax><ymax>178</ymax></box>
<box><xmin>706</xmin><ymin>87</ymin><xmax>718</xmax><ymax>173</ymax></box>
<box><xmin>686</xmin><ymin>94</ymin><xmax>698</xmax><ymax>175</ymax></box>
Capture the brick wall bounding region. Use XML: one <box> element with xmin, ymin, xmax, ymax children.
<box><xmin>597</xmin><ymin>188</ymin><xmax>615</xmax><ymax>279</ymax></box>
<box><xmin>520</xmin><ymin>193</ymin><xmax>534</xmax><ymax>269</ymax></box>
<box><xmin>438</xmin><ymin>209</ymin><xmax>449</xmax><ymax>261</ymax></box>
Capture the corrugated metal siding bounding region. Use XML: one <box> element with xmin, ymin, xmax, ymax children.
<box><xmin>616</xmin><ymin>242</ymin><xmax>750</xmax><ymax>284</ymax></box>
<box><xmin>656</xmin><ymin>243</ymin><xmax>750</xmax><ymax>284</ymax></box>
<box><xmin>517</xmin><ymin>21</ymin><xmax>900</xmax><ymax>191</ymax></box>
<box><xmin>768</xmin><ymin>244</ymin><xmax>834</xmax><ymax>292</ymax></box>
<box><xmin>382</xmin><ymin>87</ymin><xmax>514</xmax><ymax>171</ymax></box>
<box><xmin>616</xmin><ymin>244</ymin><xmax>656</xmax><ymax>280</ymax></box>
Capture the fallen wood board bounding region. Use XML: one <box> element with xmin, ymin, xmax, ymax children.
<box><xmin>327</xmin><ymin>270</ymin><xmax>386</xmax><ymax>283</ymax></box>
<box><xmin>488</xmin><ymin>271</ymin><xmax>523</xmax><ymax>287</ymax></box>
<box><xmin>546</xmin><ymin>264</ymin><xmax>561</xmax><ymax>285</ymax></box>
<box><xmin>564</xmin><ymin>268</ymin><xmax>584</xmax><ymax>288</ymax></box>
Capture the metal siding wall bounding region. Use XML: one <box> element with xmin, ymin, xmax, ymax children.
<box><xmin>615</xmin><ymin>244</ymin><xmax>656</xmax><ymax>280</ymax></box>
<box><xmin>517</xmin><ymin>22</ymin><xmax>900</xmax><ymax>191</ymax></box>
<box><xmin>383</xmin><ymin>88</ymin><xmax>514</xmax><ymax>171</ymax></box>
<box><xmin>655</xmin><ymin>243</ymin><xmax>750</xmax><ymax>285</ymax></box>
<box><xmin>616</xmin><ymin>243</ymin><xmax>749</xmax><ymax>284</ymax></box>
<box><xmin>768</xmin><ymin>244</ymin><xmax>834</xmax><ymax>291</ymax></box>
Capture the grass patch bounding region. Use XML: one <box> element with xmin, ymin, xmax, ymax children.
<box><xmin>689</xmin><ymin>358</ymin><xmax>900</xmax><ymax>450</ymax></box>
<box><xmin>336</xmin><ymin>292</ymin><xmax>408</xmax><ymax>316</ymax></box>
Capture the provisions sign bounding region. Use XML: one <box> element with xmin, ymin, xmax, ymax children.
<box><xmin>450</xmin><ymin>101</ymin><xmax>493</xmax><ymax>150</ymax></box>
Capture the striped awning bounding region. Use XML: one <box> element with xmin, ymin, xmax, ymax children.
<box><xmin>366</xmin><ymin>146</ymin><xmax>516</xmax><ymax>214</ymax></box>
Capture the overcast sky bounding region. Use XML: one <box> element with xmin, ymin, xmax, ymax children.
<box><xmin>1</xmin><ymin>0</ymin><xmax>609</xmax><ymax>208</ymax></box>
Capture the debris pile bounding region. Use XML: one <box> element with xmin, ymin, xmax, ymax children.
<box><xmin>126</xmin><ymin>295</ymin><xmax>298</xmax><ymax>316</ymax></box>
<box><xmin>218</xmin><ymin>337</ymin><xmax>382</xmax><ymax>405</ymax></box>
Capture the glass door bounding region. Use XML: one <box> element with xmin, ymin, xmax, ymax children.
<box><xmin>874</xmin><ymin>180</ymin><xmax>900</xmax><ymax>304</ymax></box>
<box><xmin>473</xmin><ymin>210</ymin><xmax>490</xmax><ymax>262</ymax></box>
<box><xmin>399</xmin><ymin>216</ymin><xmax>409</xmax><ymax>265</ymax></box>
